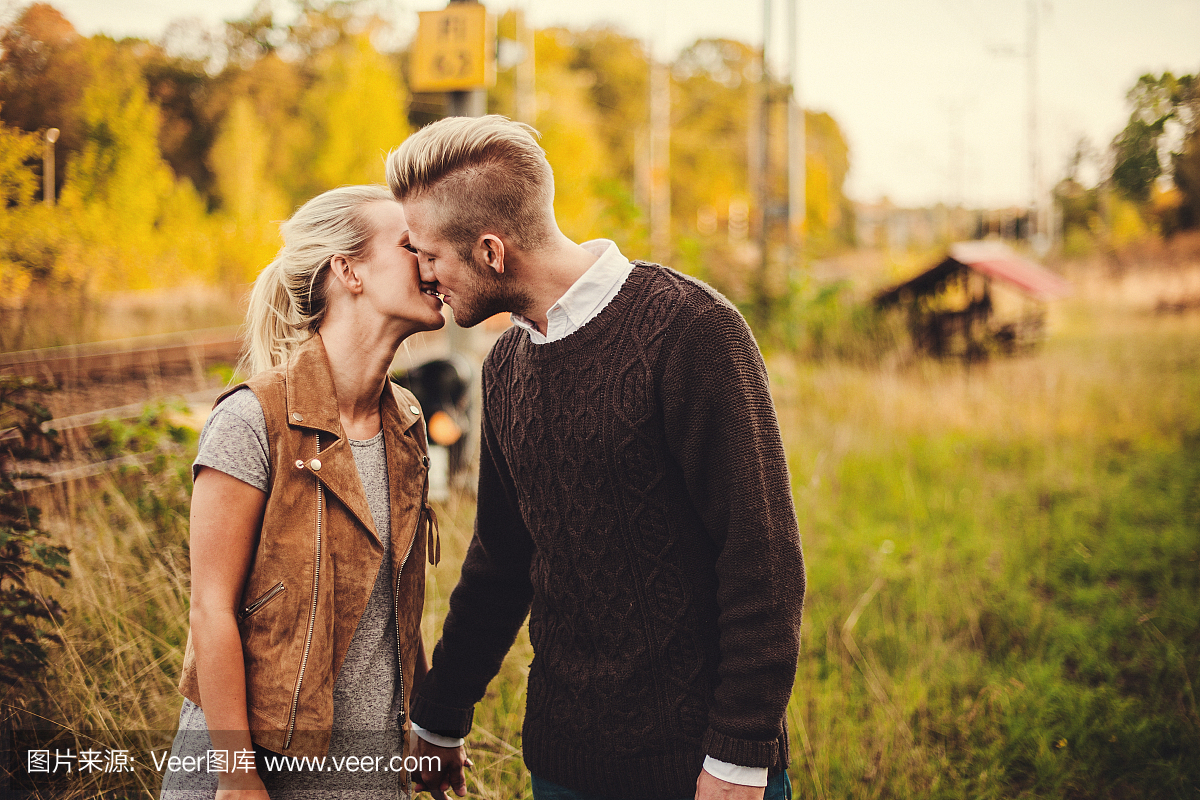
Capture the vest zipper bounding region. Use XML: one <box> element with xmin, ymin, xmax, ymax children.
<box><xmin>238</xmin><ymin>581</ymin><xmax>285</xmax><ymax>620</ymax></box>
<box><xmin>395</xmin><ymin>453</ymin><xmax>427</xmax><ymax>800</ymax></box>
<box><xmin>286</xmin><ymin>431</ymin><xmax>323</xmax><ymax>750</ymax></box>
<box><xmin>394</xmin><ymin>455</ymin><xmax>427</xmax><ymax>728</ymax></box>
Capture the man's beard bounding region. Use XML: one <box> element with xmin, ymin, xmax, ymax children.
<box><xmin>451</xmin><ymin>251</ymin><xmax>535</xmax><ymax>328</ymax></box>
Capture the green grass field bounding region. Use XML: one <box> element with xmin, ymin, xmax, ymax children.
<box><xmin>768</xmin><ymin>304</ymin><xmax>1200</xmax><ymax>798</ymax></box>
<box><xmin>7</xmin><ymin>270</ymin><xmax>1199</xmax><ymax>798</ymax></box>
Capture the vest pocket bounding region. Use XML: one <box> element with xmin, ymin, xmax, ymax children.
<box><xmin>239</xmin><ymin>581</ymin><xmax>286</xmax><ymax>620</ymax></box>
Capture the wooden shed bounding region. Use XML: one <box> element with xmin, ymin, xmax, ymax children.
<box><xmin>874</xmin><ymin>241</ymin><xmax>1072</xmax><ymax>359</ymax></box>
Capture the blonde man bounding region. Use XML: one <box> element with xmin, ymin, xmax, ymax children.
<box><xmin>388</xmin><ymin>115</ymin><xmax>804</xmax><ymax>800</ymax></box>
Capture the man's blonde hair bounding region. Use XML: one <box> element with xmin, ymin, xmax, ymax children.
<box><xmin>386</xmin><ymin>115</ymin><xmax>554</xmax><ymax>257</ymax></box>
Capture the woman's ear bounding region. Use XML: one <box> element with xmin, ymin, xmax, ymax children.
<box><xmin>478</xmin><ymin>234</ymin><xmax>505</xmax><ymax>275</ymax></box>
<box><xmin>330</xmin><ymin>254</ymin><xmax>363</xmax><ymax>294</ymax></box>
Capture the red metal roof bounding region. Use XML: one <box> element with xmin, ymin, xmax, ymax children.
<box><xmin>948</xmin><ymin>241</ymin><xmax>1073</xmax><ymax>301</ymax></box>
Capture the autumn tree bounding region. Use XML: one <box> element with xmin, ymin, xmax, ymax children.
<box><xmin>139</xmin><ymin>40</ymin><xmax>222</xmax><ymax>200</ymax></box>
<box><xmin>528</xmin><ymin>28</ymin><xmax>639</xmax><ymax>249</ymax></box>
<box><xmin>295</xmin><ymin>33</ymin><xmax>409</xmax><ymax>196</ymax></box>
<box><xmin>804</xmin><ymin>110</ymin><xmax>853</xmax><ymax>248</ymax></box>
<box><xmin>670</xmin><ymin>37</ymin><xmax>852</xmax><ymax>303</ymax></box>
<box><xmin>0</xmin><ymin>108</ymin><xmax>40</xmax><ymax>207</ymax></box>
<box><xmin>566</xmin><ymin>27</ymin><xmax>650</xmax><ymax>185</ymax></box>
<box><xmin>0</xmin><ymin>112</ymin><xmax>42</xmax><ymax>304</ymax></box>
<box><xmin>1111</xmin><ymin>71</ymin><xmax>1198</xmax><ymax>232</ymax></box>
<box><xmin>0</xmin><ymin>4</ymin><xmax>85</xmax><ymax>201</ymax></box>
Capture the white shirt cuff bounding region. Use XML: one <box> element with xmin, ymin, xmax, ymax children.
<box><xmin>410</xmin><ymin>723</ymin><xmax>465</xmax><ymax>749</ymax></box>
<box><xmin>702</xmin><ymin>756</ymin><xmax>769</xmax><ymax>787</ymax></box>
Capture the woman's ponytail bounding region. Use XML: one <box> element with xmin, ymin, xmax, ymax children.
<box><xmin>237</xmin><ymin>184</ymin><xmax>393</xmax><ymax>378</ymax></box>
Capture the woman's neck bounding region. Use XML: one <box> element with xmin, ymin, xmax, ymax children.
<box><xmin>318</xmin><ymin>316</ymin><xmax>408</xmax><ymax>440</ymax></box>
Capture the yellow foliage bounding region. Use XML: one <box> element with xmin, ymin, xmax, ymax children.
<box><xmin>46</xmin><ymin>38</ymin><xmax>219</xmax><ymax>292</ymax></box>
<box><xmin>61</xmin><ymin>40</ymin><xmax>174</xmax><ymax>232</ymax></box>
<box><xmin>1108</xmin><ymin>195</ymin><xmax>1153</xmax><ymax>247</ymax></box>
<box><xmin>0</xmin><ymin>113</ymin><xmax>43</xmax><ymax>302</ymax></box>
<box><xmin>216</xmin><ymin>54</ymin><xmax>307</xmax><ymax>208</ymax></box>
<box><xmin>534</xmin><ymin>29</ymin><xmax>612</xmax><ymax>243</ymax></box>
<box><xmin>206</xmin><ymin>96</ymin><xmax>287</xmax><ymax>284</ymax></box>
<box><xmin>806</xmin><ymin>154</ymin><xmax>833</xmax><ymax>232</ymax></box>
<box><xmin>0</xmin><ymin>110</ymin><xmax>41</xmax><ymax>207</ymax></box>
<box><xmin>804</xmin><ymin>110</ymin><xmax>851</xmax><ymax>248</ymax></box>
<box><xmin>299</xmin><ymin>34</ymin><xmax>409</xmax><ymax>195</ymax></box>
<box><xmin>210</xmin><ymin>95</ymin><xmax>285</xmax><ymax>225</ymax></box>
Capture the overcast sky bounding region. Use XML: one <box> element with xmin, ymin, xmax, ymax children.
<box><xmin>19</xmin><ymin>0</ymin><xmax>1200</xmax><ymax>208</ymax></box>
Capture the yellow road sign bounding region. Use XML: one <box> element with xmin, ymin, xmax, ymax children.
<box><xmin>410</xmin><ymin>4</ymin><xmax>496</xmax><ymax>93</ymax></box>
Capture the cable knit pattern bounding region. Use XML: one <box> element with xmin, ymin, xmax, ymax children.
<box><xmin>411</xmin><ymin>264</ymin><xmax>805</xmax><ymax>800</ymax></box>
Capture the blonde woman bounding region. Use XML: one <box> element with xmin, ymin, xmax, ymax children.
<box><xmin>161</xmin><ymin>185</ymin><xmax>444</xmax><ymax>799</ymax></box>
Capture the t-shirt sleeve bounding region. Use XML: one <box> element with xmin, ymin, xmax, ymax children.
<box><xmin>192</xmin><ymin>387</ymin><xmax>270</xmax><ymax>493</ymax></box>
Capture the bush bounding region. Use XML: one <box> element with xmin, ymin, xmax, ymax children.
<box><xmin>0</xmin><ymin>375</ymin><xmax>69</xmax><ymax>697</ymax></box>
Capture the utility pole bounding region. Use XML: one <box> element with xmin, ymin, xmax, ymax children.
<box><xmin>409</xmin><ymin>0</ymin><xmax>497</xmax><ymax>483</ymax></box>
<box><xmin>649</xmin><ymin>57</ymin><xmax>671</xmax><ymax>265</ymax></box>
<box><xmin>441</xmin><ymin>0</ymin><xmax>487</xmax><ymax>363</ymax></box>
<box><xmin>43</xmin><ymin>128</ymin><xmax>59</xmax><ymax>206</ymax></box>
<box><xmin>514</xmin><ymin>6</ymin><xmax>536</xmax><ymax>124</ymax></box>
<box><xmin>754</xmin><ymin>0</ymin><xmax>772</xmax><ymax>327</ymax></box>
<box><xmin>446</xmin><ymin>0</ymin><xmax>488</xmax><ymax>118</ymax></box>
<box><xmin>1027</xmin><ymin>0</ymin><xmax>1047</xmax><ymax>253</ymax></box>
<box><xmin>786</xmin><ymin>0</ymin><xmax>804</xmax><ymax>269</ymax></box>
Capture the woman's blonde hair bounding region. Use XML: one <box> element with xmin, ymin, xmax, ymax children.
<box><xmin>240</xmin><ymin>185</ymin><xmax>392</xmax><ymax>377</ymax></box>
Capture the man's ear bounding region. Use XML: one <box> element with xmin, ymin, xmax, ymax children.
<box><xmin>330</xmin><ymin>254</ymin><xmax>362</xmax><ymax>294</ymax></box>
<box><xmin>478</xmin><ymin>234</ymin><xmax>505</xmax><ymax>275</ymax></box>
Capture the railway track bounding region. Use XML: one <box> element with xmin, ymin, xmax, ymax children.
<box><xmin>0</xmin><ymin>326</ymin><xmax>243</xmax><ymax>386</ymax></box>
<box><xmin>0</xmin><ymin>327</ymin><xmax>242</xmax><ymax>488</ymax></box>
<box><xmin>1</xmin><ymin>322</ymin><xmax>502</xmax><ymax>488</ymax></box>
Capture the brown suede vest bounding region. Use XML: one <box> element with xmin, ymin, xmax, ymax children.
<box><xmin>178</xmin><ymin>333</ymin><xmax>437</xmax><ymax>758</ymax></box>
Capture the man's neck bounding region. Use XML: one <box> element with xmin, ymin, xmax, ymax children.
<box><xmin>509</xmin><ymin>234</ymin><xmax>600</xmax><ymax>334</ymax></box>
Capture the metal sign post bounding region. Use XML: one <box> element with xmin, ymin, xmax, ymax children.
<box><xmin>409</xmin><ymin>1</ymin><xmax>498</xmax><ymax>487</ymax></box>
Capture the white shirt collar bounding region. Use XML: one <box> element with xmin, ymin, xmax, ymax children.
<box><xmin>511</xmin><ymin>239</ymin><xmax>634</xmax><ymax>344</ymax></box>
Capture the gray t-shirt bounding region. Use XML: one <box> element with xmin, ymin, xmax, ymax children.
<box><xmin>164</xmin><ymin>388</ymin><xmax>406</xmax><ymax>798</ymax></box>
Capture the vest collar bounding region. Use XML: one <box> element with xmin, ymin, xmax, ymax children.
<box><xmin>282</xmin><ymin>333</ymin><xmax>421</xmax><ymax>435</ymax></box>
<box><xmin>282</xmin><ymin>333</ymin><xmax>422</xmax><ymax>542</ymax></box>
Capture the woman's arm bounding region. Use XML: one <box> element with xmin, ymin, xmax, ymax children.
<box><xmin>188</xmin><ymin>466</ymin><xmax>270</xmax><ymax>798</ymax></box>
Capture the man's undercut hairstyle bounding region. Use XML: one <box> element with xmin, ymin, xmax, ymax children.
<box><xmin>386</xmin><ymin>115</ymin><xmax>555</xmax><ymax>258</ymax></box>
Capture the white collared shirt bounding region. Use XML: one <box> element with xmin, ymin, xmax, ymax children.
<box><xmin>413</xmin><ymin>239</ymin><xmax>769</xmax><ymax>787</ymax></box>
<box><xmin>509</xmin><ymin>238</ymin><xmax>633</xmax><ymax>343</ymax></box>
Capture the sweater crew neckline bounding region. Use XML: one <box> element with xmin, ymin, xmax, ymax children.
<box><xmin>514</xmin><ymin>263</ymin><xmax>655</xmax><ymax>357</ymax></box>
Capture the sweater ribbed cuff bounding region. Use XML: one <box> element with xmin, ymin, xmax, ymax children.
<box><xmin>409</xmin><ymin>694</ymin><xmax>474</xmax><ymax>739</ymax></box>
<box><xmin>700</xmin><ymin>727</ymin><xmax>780</xmax><ymax>769</ymax></box>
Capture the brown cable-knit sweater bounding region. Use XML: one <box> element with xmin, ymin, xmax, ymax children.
<box><xmin>411</xmin><ymin>263</ymin><xmax>805</xmax><ymax>799</ymax></box>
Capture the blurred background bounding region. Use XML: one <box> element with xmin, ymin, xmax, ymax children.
<box><xmin>0</xmin><ymin>0</ymin><xmax>1197</xmax><ymax>797</ymax></box>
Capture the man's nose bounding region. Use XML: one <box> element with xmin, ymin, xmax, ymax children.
<box><xmin>418</xmin><ymin>258</ymin><xmax>436</xmax><ymax>283</ymax></box>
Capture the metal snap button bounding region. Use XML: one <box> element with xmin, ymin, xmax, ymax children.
<box><xmin>295</xmin><ymin>460</ymin><xmax>305</xmax><ymax>469</ymax></box>
<box><xmin>309</xmin><ymin>458</ymin><xmax>322</xmax><ymax>471</ymax></box>
<box><xmin>292</xmin><ymin>412</ymin><xmax>304</xmax><ymax>422</ymax></box>
<box><xmin>409</xmin><ymin>405</ymin><xmax>420</xmax><ymax>415</ymax></box>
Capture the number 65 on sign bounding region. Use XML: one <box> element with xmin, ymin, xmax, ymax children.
<box><xmin>410</xmin><ymin>4</ymin><xmax>496</xmax><ymax>93</ymax></box>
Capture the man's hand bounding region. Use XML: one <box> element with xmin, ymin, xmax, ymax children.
<box><xmin>695</xmin><ymin>769</ymin><xmax>766</xmax><ymax>800</ymax></box>
<box><xmin>410</xmin><ymin>734</ymin><xmax>472</xmax><ymax>800</ymax></box>
<box><xmin>215</xmin><ymin>768</ymin><xmax>270</xmax><ymax>800</ymax></box>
